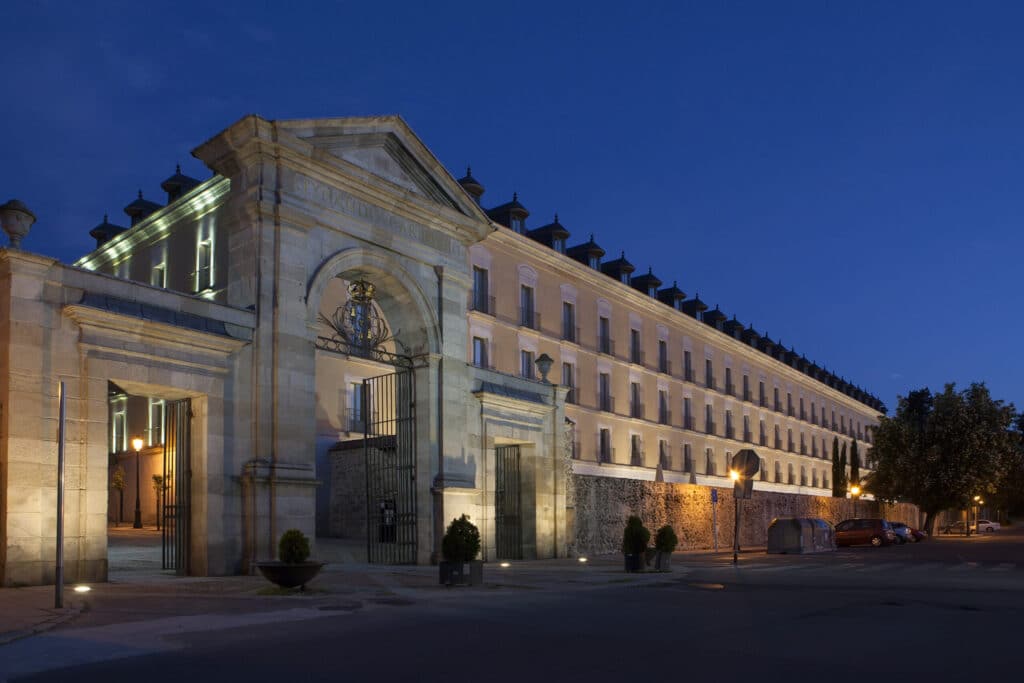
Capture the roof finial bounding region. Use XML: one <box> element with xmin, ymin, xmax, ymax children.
<box><xmin>554</xmin><ymin>212</ymin><xmax>559</xmax><ymax>222</ymax></box>
<box><xmin>175</xmin><ymin>163</ymin><xmax>181</xmax><ymax>174</ymax></box>
<box><xmin>103</xmin><ymin>213</ymin><xmax>108</xmax><ymax>222</ymax></box>
<box><xmin>648</xmin><ymin>267</ymin><xmax>653</xmax><ymax>274</ymax></box>
<box><xmin>137</xmin><ymin>190</ymin><xmax>143</xmax><ymax>199</ymax></box>
<box><xmin>466</xmin><ymin>165</ymin><xmax>472</xmax><ymax>175</ymax></box>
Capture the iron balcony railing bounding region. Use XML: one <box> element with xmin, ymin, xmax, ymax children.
<box><xmin>631</xmin><ymin>402</ymin><xmax>645</xmax><ymax>420</ymax></box>
<box><xmin>630</xmin><ymin>349</ymin><xmax>645</xmax><ymax>366</ymax></box>
<box><xmin>683</xmin><ymin>415</ymin><xmax>695</xmax><ymax>430</ymax></box>
<box><xmin>471</xmin><ymin>294</ymin><xmax>496</xmax><ymax>316</ymax></box>
<box><xmin>598</xmin><ymin>446</ymin><xmax>615</xmax><ymax>464</ymax></box>
<box><xmin>519</xmin><ymin>308</ymin><xmax>541</xmax><ymax>330</ymax></box>
<box><xmin>599</xmin><ymin>395</ymin><xmax>615</xmax><ymax>413</ymax></box>
<box><xmin>599</xmin><ymin>337</ymin><xmax>615</xmax><ymax>356</ymax></box>
<box><xmin>684</xmin><ymin>367</ymin><xmax>695</xmax><ymax>382</ymax></box>
<box><xmin>705</xmin><ymin>421</ymin><xmax>716</xmax><ymax>436</ymax></box>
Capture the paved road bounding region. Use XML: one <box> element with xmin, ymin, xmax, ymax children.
<box><xmin>4</xmin><ymin>526</ymin><xmax>1024</xmax><ymax>682</ymax></box>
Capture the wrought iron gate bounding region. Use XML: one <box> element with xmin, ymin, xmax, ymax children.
<box><xmin>495</xmin><ymin>445</ymin><xmax>522</xmax><ymax>560</ymax></box>
<box><xmin>364</xmin><ymin>371</ymin><xmax>417</xmax><ymax>564</ymax></box>
<box><xmin>162</xmin><ymin>399</ymin><xmax>191</xmax><ymax>574</ymax></box>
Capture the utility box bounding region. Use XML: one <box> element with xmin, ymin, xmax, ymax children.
<box><xmin>766</xmin><ymin>517</ymin><xmax>836</xmax><ymax>554</ymax></box>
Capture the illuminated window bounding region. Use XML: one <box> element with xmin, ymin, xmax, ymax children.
<box><xmin>195</xmin><ymin>239</ymin><xmax>213</xmax><ymax>291</ymax></box>
<box><xmin>147</xmin><ymin>398</ymin><xmax>165</xmax><ymax>446</ymax></box>
<box><xmin>150</xmin><ymin>264</ymin><xmax>166</xmax><ymax>288</ymax></box>
<box><xmin>110</xmin><ymin>397</ymin><xmax>127</xmax><ymax>453</ymax></box>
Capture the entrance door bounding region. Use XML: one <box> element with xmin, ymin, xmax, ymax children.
<box><xmin>495</xmin><ymin>445</ymin><xmax>522</xmax><ymax>560</ymax></box>
<box><xmin>364</xmin><ymin>371</ymin><xmax>417</xmax><ymax>564</ymax></box>
<box><xmin>162</xmin><ymin>399</ymin><xmax>191</xmax><ymax>574</ymax></box>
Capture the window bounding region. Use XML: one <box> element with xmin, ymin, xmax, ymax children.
<box><xmin>683</xmin><ymin>397</ymin><xmax>693</xmax><ymax>429</ymax></box>
<box><xmin>705</xmin><ymin>404</ymin><xmax>714</xmax><ymax>435</ymax></box>
<box><xmin>630</xmin><ymin>382</ymin><xmax>643</xmax><ymax>419</ymax></box>
<box><xmin>599</xmin><ymin>428</ymin><xmax>612</xmax><ymax>462</ymax></box>
<box><xmin>520</xmin><ymin>350</ymin><xmax>534</xmax><ymax>378</ymax></box>
<box><xmin>800</xmin><ymin>432</ymin><xmax>806</xmax><ymax>455</ymax></box>
<box><xmin>743</xmin><ymin>415</ymin><xmax>751</xmax><ymax>442</ymax></box>
<box><xmin>659</xmin><ymin>440</ymin><xmax>670</xmax><ymax>469</ymax></box>
<box><xmin>511</xmin><ymin>216</ymin><xmax>525</xmax><ymax>234</ymax></box>
<box><xmin>472</xmin><ymin>267</ymin><xmax>490</xmax><ymax>313</ymax></box>
<box><xmin>759</xmin><ymin>381</ymin><xmax>766</xmax><ymax>407</ymax></box>
<box><xmin>519</xmin><ymin>285</ymin><xmax>536</xmax><ymax>328</ymax></box>
<box><xmin>630</xmin><ymin>328</ymin><xmax>642</xmax><ymax>364</ymax></box>
<box><xmin>774</xmin><ymin>425</ymin><xmax>781</xmax><ymax>449</ymax></box>
<box><xmin>562</xmin><ymin>302</ymin><xmax>576</xmax><ymax>342</ymax></box>
<box><xmin>150</xmin><ymin>263</ymin><xmax>166</xmax><ymax>288</ymax></box>
<box><xmin>788</xmin><ymin>464</ymin><xmax>796</xmax><ymax>485</ymax></box>
<box><xmin>588</xmin><ymin>255</ymin><xmax>600</xmax><ymax>269</ymax></box>
<box><xmin>147</xmin><ymin>398</ymin><xmax>165</xmax><ymax>446</ymax></box>
<box><xmin>110</xmin><ymin>397</ymin><xmax>127</xmax><ymax>453</ymax></box>
<box><xmin>725</xmin><ymin>367</ymin><xmax>733</xmax><ymax>395</ymax></box>
<box><xmin>562</xmin><ymin>363</ymin><xmax>575</xmax><ymax>404</ymax></box>
<box><xmin>759</xmin><ymin>418</ymin><xmax>766</xmax><ymax>446</ymax></box>
<box><xmin>684</xmin><ymin>351</ymin><xmax>693</xmax><ymax>381</ymax></box>
<box><xmin>743</xmin><ymin>374</ymin><xmax>751</xmax><ymax>401</ymax></box>
<box><xmin>823</xmin><ymin>471</ymin><xmax>830</xmax><ymax>490</ymax></box>
<box><xmin>787</xmin><ymin>392</ymin><xmax>794</xmax><ymax>416</ymax></box>
<box><xmin>350</xmin><ymin>382</ymin><xmax>364</xmax><ymax>432</ymax></box>
<box><xmin>658</xmin><ymin>340</ymin><xmax>668</xmax><ymax>373</ymax></box>
<box><xmin>658</xmin><ymin>390</ymin><xmax>669</xmax><ymax>424</ymax></box>
<box><xmin>683</xmin><ymin>444</ymin><xmax>693</xmax><ymax>472</ymax></box>
<box><xmin>812</xmin><ymin>438</ymin><xmax>818</xmax><ymax>457</ymax></box>
<box><xmin>774</xmin><ymin>461</ymin><xmax>782</xmax><ymax>482</ymax></box>
<box><xmin>725</xmin><ymin>409</ymin><xmax>734</xmax><ymax>439</ymax></box>
<box><xmin>599</xmin><ymin>373</ymin><xmax>612</xmax><ymax>412</ymax></box>
<box><xmin>631</xmin><ymin>434</ymin><xmax>643</xmax><ymax>466</ymax></box>
<box><xmin>705</xmin><ymin>448</ymin><xmax>716</xmax><ymax>476</ymax></box>
<box><xmin>811</xmin><ymin>401</ymin><xmax>817</xmax><ymax>424</ymax></box>
<box><xmin>599</xmin><ymin>316</ymin><xmax>612</xmax><ymax>354</ymax></box>
<box><xmin>787</xmin><ymin>428</ymin><xmax>794</xmax><ymax>452</ymax></box>
<box><xmin>799</xmin><ymin>398</ymin><xmax>806</xmax><ymax>421</ymax></box>
<box><xmin>552</xmin><ymin>237</ymin><xmax>566</xmax><ymax>253</ymax></box>
<box><xmin>472</xmin><ymin>337</ymin><xmax>488</xmax><ymax>368</ymax></box>
<box><xmin>620</xmin><ymin>272</ymin><xmax>630</xmax><ymax>285</ymax></box>
<box><xmin>195</xmin><ymin>239</ymin><xmax>212</xmax><ymax>291</ymax></box>
<box><xmin>705</xmin><ymin>359</ymin><xmax>714</xmax><ymax>389</ymax></box>
<box><xmin>774</xmin><ymin>387</ymin><xmax>781</xmax><ymax>411</ymax></box>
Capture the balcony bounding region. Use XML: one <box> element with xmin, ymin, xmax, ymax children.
<box><xmin>774</xmin><ymin>438</ymin><xmax>783</xmax><ymax>450</ymax></box>
<box><xmin>743</xmin><ymin>390</ymin><xmax>753</xmax><ymax>402</ymax></box>
<box><xmin>726</xmin><ymin>383</ymin><xmax>736</xmax><ymax>397</ymax></box>
<box><xmin>774</xmin><ymin>401</ymin><xmax>783</xmax><ymax>413</ymax></box>
<box><xmin>800</xmin><ymin>410</ymin><xmax>807</xmax><ymax>421</ymax></box>
<box><xmin>599</xmin><ymin>395</ymin><xmax>615</xmax><ymax>413</ymax></box>
<box><xmin>630</xmin><ymin>349</ymin><xmax>645</xmax><ymax>366</ymax></box>
<box><xmin>519</xmin><ymin>308</ymin><xmax>541</xmax><ymax>330</ymax></box>
<box><xmin>562</xmin><ymin>325</ymin><xmax>580</xmax><ymax>344</ymax></box>
<box><xmin>725</xmin><ymin>426</ymin><xmax>735</xmax><ymax>440</ymax></box>
<box><xmin>658</xmin><ymin>410</ymin><xmax>671</xmax><ymax>426</ymax></box>
<box><xmin>787</xmin><ymin>406</ymin><xmax>795</xmax><ymax>417</ymax></box>
<box><xmin>706</xmin><ymin>377</ymin><xmax>716</xmax><ymax>391</ymax></box>
<box><xmin>759</xmin><ymin>434</ymin><xmax>767</xmax><ymax>447</ymax></box>
<box><xmin>683</xmin><ymin>415</ymin><xmax>695</xmax><ymax>430</ymax></box>
<box><xmin>705</xmin><ymin>421</ymin><xmax>716</xmax><ymax>436</ymax></box>
<box><xmin>630</xmin><ymin>449</ymin><xmax>644</xmax><ymax>467</ymax></box>
<box><xmin>659</xmin><ymin>359</ymin><xmax>671</xmax><ymax>375</ymax></box>
<box><xmin>471</xmin><ymin>294</ymin><xmax>495</xmax><ymax>316</ymax></box>
<box><xmin>598</xmin><ymin>337</ymin><xmax>615</xmax><ymax>356</ymax></box>
<box><xmin>630</xmin><ymin>402</ymin><xmax>645</xmax><ymax>420</ymax></box>
<box><xmin>659</xmin><ymin>451</ymin><xmax>672</xmax><ymax>470</ymax></box>
<box><xmin>760</xmin><ymin>397</ymin><xmax>768</xmax><ymax>408</ymax></box>
<box><xmin>571</xmin><ymin>440</ymin><xmax>580</xmax><ymax>460</ymax></box>
<box><xmin>565</xmin><ymin>387</ymin><xmax>577</xmax><ymax>405</ymax></box>
<box><xmin>598</xmin><ymin>446</ymin><xmax>615</xmax><ymax>464</ymax></box>
<box><xmin>744</xmin><ymin>431</ymin><xmax>752</xmax><ymax>443</ymax></box>
<box><xmin>684</xmin><ymin>367</ymin><xmax>695</xmax><ymax>382</ymax></box>
<box><xmin>787</xmin><ymin>441</ymin><xmax>795</xmax><ymax>453</ymax></box>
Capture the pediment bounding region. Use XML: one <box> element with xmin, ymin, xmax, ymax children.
<box><xmin>276</xmin><ymin>117</ymin><xmax>482</xmax><ymax>219</ymax></box>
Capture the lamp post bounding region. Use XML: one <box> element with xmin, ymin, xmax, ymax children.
<box><xmin>730</xmin><ymin>469</ymin><xmax>740</xmax><ymax>564</ymax></box>
<box><xmin>132</xmin><ymin>437</ymin><xmax>144</xmax><ymax>529</ymax></box>
<box><xmin>850</xmin><ymin>484</ymin><xmax>861</xmax><ymax>517</ymax></box>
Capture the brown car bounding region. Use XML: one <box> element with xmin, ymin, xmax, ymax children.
<box><xmin>834</xmin><ymin>518</ymin><xmax>897</xmax><ymax>547</ymax></box>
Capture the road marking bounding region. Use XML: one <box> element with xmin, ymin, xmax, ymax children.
<box><xmin>990</xmin><ymin>563</ymin><xmax>1016</xmax><ymax>572</ymax></box>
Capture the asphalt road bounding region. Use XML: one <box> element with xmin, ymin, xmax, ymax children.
<box><xmin>6</xmin><ymin>527</ymin><xmax>1024</xmax><ymax>682</ymax></box>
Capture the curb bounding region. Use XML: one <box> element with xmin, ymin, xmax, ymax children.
<box><xmin>0</xmin><ymin>606</ymin><xmax>83</xmax><ymax>647</ymax></box>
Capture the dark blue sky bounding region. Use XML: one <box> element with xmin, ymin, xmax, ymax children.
<box><xmin>2</xmin><ymin>1</ymin><xmax>1022</xmax><ymax>412</ymax></box>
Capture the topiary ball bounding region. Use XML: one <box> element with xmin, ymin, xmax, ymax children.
<box><xmin>279</xmin><ymin>529</ymin><xmax>311</xmax><ymax>564</ymax></box>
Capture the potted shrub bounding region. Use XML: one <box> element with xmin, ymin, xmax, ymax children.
<box><xmin>622</xmin><ymin>515</ymin><xmax>650</xmax><ymax>572</ymax></box>
<box><xmin>439</xmin><ymin>514</ymin><xmax>483</xmax><ymax>586</ymax></box>
<box><xmin>256</xmin><ymin>529</ymin><xmax>325</xmax><ymax>590</ymax></box>
<box><xmin>654</xmin><ymin>525</ymin><xmax>678</xmax><ymax>571</ymax></box>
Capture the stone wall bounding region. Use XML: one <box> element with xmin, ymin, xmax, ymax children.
<box><xmin>329</xmin><ymin>444</ymin><xmax>366</xmax><ymax>540</ymax></box>
<box><xmin>573</xmin><ymin>474</ymin><xmax>921</xmax><ymax>555</ymax></box>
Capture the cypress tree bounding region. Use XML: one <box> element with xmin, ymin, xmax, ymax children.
<box><xmin>850</xmin><ymin>438</ymin><xmax>860</xmax><ymax>488</ymax></box>
<box><xmin>839</xmin><ymin>442</ymin><xmax>848</xmax><ymax>494</ymax></box>
<box><xmin>831</xmin><ymin>436</ymin><xmax>841</xmax><ymax>497</ymax></box>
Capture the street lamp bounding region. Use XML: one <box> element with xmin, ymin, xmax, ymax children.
<box><xmin>850</xmin><ymin>484</ymin><xmax>861</xmax><ymax>517</ymax></box>
<box><xmin>132</xmin><ymin>437</ymin><xmax>144</xmax><ymax>529</ymax></box>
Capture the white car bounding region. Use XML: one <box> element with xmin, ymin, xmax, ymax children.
<box><xmin>972</xmin><ymin>519</ymin><xmax>1001</xmax><ymax>533</ymax></box>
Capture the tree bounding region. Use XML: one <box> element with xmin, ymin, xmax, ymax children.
<box><xmin>111</xmin><ymin>465</ymin><xmax>126</xmax><ymax>527</ymax></box>
<box><xmin>849</xmin><ymin>438</ymin><xmax>860</xmax><ymax>487</ymax></box>
<box><xmin>831</xmin><ymin>436</ymin><xmax>842</xmax><ymax>497</ymax></box>
<box><xmin>865</xmin><ymin>383</ymin><xmax>1016</xmax><ymax>534</ymax></box>
<box><xmin>839</xmin><ymin>443</ymin><xmax>848</xmax><ymax>495</ymax></box>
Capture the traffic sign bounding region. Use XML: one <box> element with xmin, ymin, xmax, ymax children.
<box><xmin>711</xmin><ymin>488</ymin><xmax>718</xmax><ymax>503</ymax></box>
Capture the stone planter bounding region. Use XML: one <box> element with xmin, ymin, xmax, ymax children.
<box><xmin>623</xmin><ymin>554</ymin><xmax>643</xmax><ymax>572</ymax></box>
<box><xmin>654</xmin><ymin>551</ymin><xmax>672</xmax><ymax>572</ymax></box>
<box><xmin>256</xmin><ymin>561</ymin><xmax>325</xmax><ymax>590</ymax></box>
<box><xmin>439</xmin><ymin>560</ymin><xmax>483</xmax><ymax>586</ymax></box>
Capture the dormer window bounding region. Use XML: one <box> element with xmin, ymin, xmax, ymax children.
<box><xmin>674</xmin><ymin>299</ymin><xmax>683</xmax><ymax>311</ymax></box>
<box><xmin>647</xmin><ymin>286</ymin><xmax>656</xmax><ymax>297</ymax></box>
<box><xmin>511</xmin><ymin>217</ymin><xmax>525</xmax><ymax>234</ymax></box>
<box><xmin>620</xmin><ymin>273</ymin><xmax>629</xmax><ymax>284</ymax></box>
<box><xmin>588</xmin><ymin>255</ymin><xmax>599</xmax><ymax>269</ymax></box>
<box><xmin>552</xmin><ymin>237</ymin><xmax>565</xmax><ymax>253</ymax></box>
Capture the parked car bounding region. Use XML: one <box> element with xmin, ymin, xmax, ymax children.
<box><xmin>942</xmin><ymin>520</ymin><xmax>967</xmax><ymax>534</ymax></box>
<box><xmin>889</xmin><ymin>522</ymin><xmax>917</xmax><ymax>544</ymax></box>
<box><xmin>973</xmin><ymin>519</ymin><xmax>1001</xmax><ymax>533</ymax></box>
<box><xmin>909</xmin><ymin>527</ymin><xmax>928</xmax><ymax>542</ymax></box>
<box><xmin>834</xmin><ymin>518</ymin><xmax>897</xmax><ymax>547</ymax></box>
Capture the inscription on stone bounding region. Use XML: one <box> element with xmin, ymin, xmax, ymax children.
<box><xmin>286</xmin><ymin>170</ymin><xmax>460</xmax><ymax>256</ymax></box>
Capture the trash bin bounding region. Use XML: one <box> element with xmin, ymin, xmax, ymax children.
<box><xmin>766</xmin><ymin>517</ymin><xmax>836</xmax><ymax>554</ymax></box>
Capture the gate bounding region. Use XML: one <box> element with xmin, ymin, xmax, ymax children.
<box><xmin>162</xmin><ymin>399</ymin><xmax>191</xmax><ymax>574</ymax></box>
<box><xmin>364</xmin><ymin>371</ymin><xmax>417</xmax><ymax>564</ymax></box>
<box><xmin>495</xmin><ymin>445</ymin><xmax>522</xmax><ymax>560</ymax></box>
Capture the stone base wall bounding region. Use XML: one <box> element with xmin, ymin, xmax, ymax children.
<box><xmin>572</xmin><ymin>475</ymin><xmax>922</xmax><ymax>556</ymax></box>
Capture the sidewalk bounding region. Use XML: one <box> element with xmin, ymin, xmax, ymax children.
<box><xmin>2</xmin><ymin>547</ymin><xmax>747</xmax><ymax>644</ymax></box>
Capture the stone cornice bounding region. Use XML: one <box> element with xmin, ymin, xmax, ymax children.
<box><xmin>483</xmin><ymin>228</ymin><xmax>879</xmax><ymax>418</ymax></box>
<box><xmin>73</xmin><ymin>177</ymin><xmax>231</xmax><ymax>271</ymax></box>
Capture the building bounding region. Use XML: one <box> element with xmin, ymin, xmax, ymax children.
<box><xmin>0</xmin><ymin>114</ymin><xmax>882</xmax><ymax>586</ymax></box>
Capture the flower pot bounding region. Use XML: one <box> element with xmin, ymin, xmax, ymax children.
<box><xmin>654</xmin><ymin>551</ymin><xmax>672</xmax><ymax>572</ymax></box>
<box><xmin>623</xmin><ymin>554</ymin><xmax>643</xmax><ymax>572</ymax></box>
<box><xmin>256</xmin><ymin>561</ymin><xmax>325</xmax><ymax>589</ymax></box>
<box><xmin>439</xmin><ymin>559</ymin><xmax>483</xmax><ymax>586</ymax></box>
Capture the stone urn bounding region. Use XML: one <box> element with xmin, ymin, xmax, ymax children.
<box><xmin>256</xmin><ymin>561</ymin><xmax>325</xmax><ymax>590</ymax></box>
<box><xmin>0</xmin><ymin>200</ymin><xmax>36</xmax><ymax>248</ymax></box>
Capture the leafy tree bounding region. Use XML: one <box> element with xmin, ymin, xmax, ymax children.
<box><xmin>850</xmin><ymin>438</ymin><xmax>860</xmax><ymax>488</ymax></box>
<box><xmin>831</xmin><ymin>437</ymin><xmax>842</xmax><ymax>497</ymax></box>
<box><xmin>839</xmin><ymin>445</ymin><xmax>848</xmax><ymax>495</ymax></box>
<box><xmin>865</xmin><ymin>383</ymin><xmax>1016</xmax><ymax>534</ymax></box>
<box><xmin>111</xmin><ymin>465</ymin><xmax>126</xmax><ymax>527</ymax></box>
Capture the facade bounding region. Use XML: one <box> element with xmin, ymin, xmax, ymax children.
<box><xmin>0</xmin><ymin>114</ymin><xmax>882</xmax><ymax>587</ymax></box>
